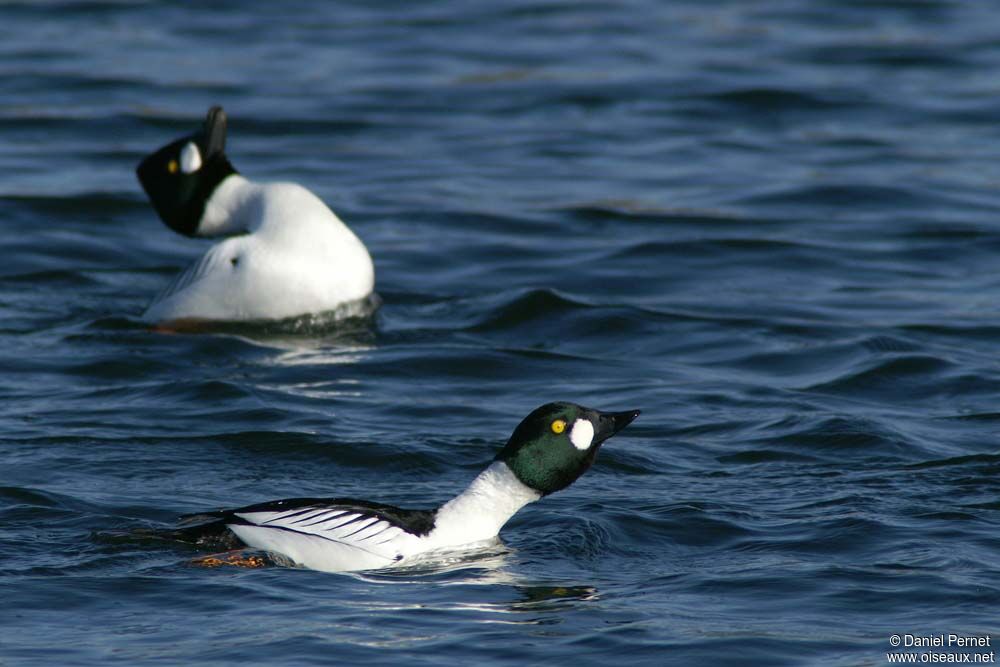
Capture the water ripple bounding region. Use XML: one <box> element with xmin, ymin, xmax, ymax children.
<box><xmin>3</xmin><ymin>1</ymin><xmax>1000</xmax><ymax>665</ymax></box>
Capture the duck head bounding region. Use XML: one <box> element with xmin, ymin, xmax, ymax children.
<box><xmin>136</xmin><ymin>106</ymin><xmax>237</xmax><ymax>237</ymax></box>
<box><xmin>495</xmin><ymin>402</ymin><xmax>640</xmax><ymax>495</ymax></box>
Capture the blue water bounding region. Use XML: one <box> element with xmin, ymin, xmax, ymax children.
<box><xmin>3</xmin><ymin>1</ymin><xmax>1000</xmax><ymax>665</ymax></box>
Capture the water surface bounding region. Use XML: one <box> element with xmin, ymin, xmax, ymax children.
<box><xmin>2</xmin><ymin>1</ymin><xmax>1000</xmax><ymax>665</ymax></box>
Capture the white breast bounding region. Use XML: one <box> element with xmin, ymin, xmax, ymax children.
<box><xmin>421</xmin><ymin>462</ymin><xmax>542</xmax><ymax>550</ymax></box>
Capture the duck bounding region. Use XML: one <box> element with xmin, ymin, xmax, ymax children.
<box><xmin>135</xmin><ymin>106</ymin><xmax>374</xmax><ymax>326</ymax></box>
<box><xmin>172</xmin><ymin>402</ymin><xmax>640</xmax><ymax>573</ymax></box>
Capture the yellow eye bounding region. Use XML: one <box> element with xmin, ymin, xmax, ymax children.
<box><xmin>167</xmin><ymin>159</ymin><xmax>179</xmax><ymax>174</ymax></box>
<box><xmin>551</xmin><ymin>419</ymin><xmax>566</xmax><ymax>434</ymax></box>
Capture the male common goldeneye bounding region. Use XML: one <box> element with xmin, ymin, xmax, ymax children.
<box><xmin>136</xmin><ymin>106</ymin><xmax>374</xmax><ymax>326</ymax></box>
<box><xmin>173</xmin><ymin>402</ymin><xmax>640</xmax><ymax>573</ymax></box>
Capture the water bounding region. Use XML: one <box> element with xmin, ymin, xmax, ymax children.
<box><xmin>2</xmin><ymin>1</ymin><xmax>1000</xmax><ymax>664</ymax></box>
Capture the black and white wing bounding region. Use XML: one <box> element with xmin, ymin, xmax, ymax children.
<box><xmin>193</xmin><ymin>497</ymin><xmax>437</xmax><ymax>572</ymax></box>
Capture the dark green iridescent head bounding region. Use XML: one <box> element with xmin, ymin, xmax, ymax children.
<box><xmin>135</xmin><ymin>106</ymin><xmax>237</xmax><ymax>237</ymax></box>
<box><xmin>495</xmin><ymin>402</ymin><xmax>640</xmax><ymax>495</ymax></box>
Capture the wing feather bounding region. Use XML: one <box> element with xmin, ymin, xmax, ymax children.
<box><xmin>226</xmin><ymin>499</ymin><xmax>435</xmax><ymax>562</ymax></box>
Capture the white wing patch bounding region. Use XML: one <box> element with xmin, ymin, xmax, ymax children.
<box><xmin>232</xmin><ymin>505</ymin><xmax>411</xmax><ymax>556</ymax></box>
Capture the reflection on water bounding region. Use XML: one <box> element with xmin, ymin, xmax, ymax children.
<box><xmin>511</xmin><ymin>584</ymin><xmax>599</xmax><ymax>609</ymax></box>
<box><xmin>9</xmin><ymin>0</ymin><xmax>1000</xmax><ymax>663</ymax></box>
<box><xmin>356</xmin><ymin>541</ymin><xmax>518</xmax><ymax>585</ymax></box>
<box><xmin>352</xmin><ymin>542</ymin><xmax>600</xmax><ymax>621</ymax></box>
<box><xmin>149</xmin><ymin>294</ymin><xmax>381</xmax><ymax>352</ymax></box>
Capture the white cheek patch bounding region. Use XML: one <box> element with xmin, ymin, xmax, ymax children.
<box><xmin>179</xmin><ymin>141</ymin><xmax>203</xmax><ymax>174</ymax></box>
<box><xmin>569</xmin><ymin>419</ymin><xmax>594</xmax><ymax>451</ymax></box>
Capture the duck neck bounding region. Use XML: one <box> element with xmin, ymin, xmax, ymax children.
<box><xmin>198</xmin><ymin>174</ymin><xmax>260</xmax><ymax>237</ymax></box>
<box><xmin>430</xmin><ymin>461</ymin><xmax>542</xmax><ymax>547</ymax></box>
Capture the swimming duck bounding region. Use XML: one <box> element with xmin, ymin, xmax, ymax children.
<box><xmin>175</xmin><ymin>402</ymin><xmax>640</xmax><ymax>573</ymax></box>
<box><xmin>136</xmin><ymin>106</ymin><xmax>374</xmax><ymax>326</ymax></box>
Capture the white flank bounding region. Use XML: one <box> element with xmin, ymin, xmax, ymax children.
<box><xmin>229</xmin><ymin>523</ymin><xmax>400</xmax><ymax>573</ymax></box>
<box><xmin>569</xmin><ymin>418</ymin><xmax>594</xmax><ymax>450</ymax></box>
<box><xmin>226</xmin><ymin>505</ymin><xmax>422</xmax><ymax>573</ymax></box>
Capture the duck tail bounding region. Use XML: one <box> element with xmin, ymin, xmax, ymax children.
<box><xmin>166</xmin><ymin>510</ymin><xmax>246</xmax><ymax>550</ymax></box>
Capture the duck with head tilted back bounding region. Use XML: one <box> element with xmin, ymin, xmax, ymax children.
<box><xmin>136</xmin><ymin>106</ymin><xmax>374</xmax><ymax>328</ymax></box>
<box><xmin>172</xmin><ymin>402</ymin><xmax>640</xmax><ymax>573</ymax></box>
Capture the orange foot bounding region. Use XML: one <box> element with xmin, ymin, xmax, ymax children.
<box><xmin>192</xmin><ymin>552</ymin><xmax>266</xmax><ymax>568</ymax></box>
